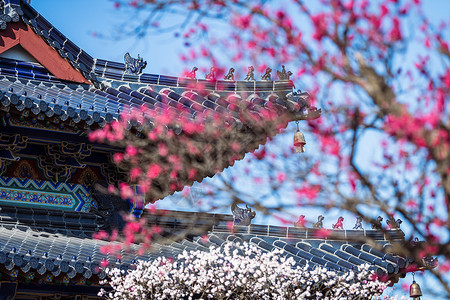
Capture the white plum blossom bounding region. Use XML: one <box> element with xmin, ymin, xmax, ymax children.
<box><xmin>99</xmin><ymin>242</ymin><xmax>403</xmax><ymax>300</ymax></box>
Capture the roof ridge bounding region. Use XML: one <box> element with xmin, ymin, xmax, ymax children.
<box><xmin>95</xmin><ymin>58</ymin><xmax>296</xmax><ymax>92</ymax></box>
<box><xmin>211</xmin><ymin>223</ymin><xmax>406</xmax><ymax>241</ymax></box>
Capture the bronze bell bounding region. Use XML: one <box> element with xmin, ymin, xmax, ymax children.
<box><xmin>410</xmin><ymin>280</ymin><xmax>422</xmax><ymax>299</ymax></box>
<box><xmin>294</xmin><ymin>121</ymin><xmax>306</xmax><ymax>153</ymax></box>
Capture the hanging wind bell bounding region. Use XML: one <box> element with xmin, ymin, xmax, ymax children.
<box><xmin>409</xmin><ymin>273</ymin><xmax>422</xmax><ymax>299</ymax></box>
<box><xmin>294</xmin><ymin>121</ymin><xmax>306</xmax><ymax>153</ymax></box>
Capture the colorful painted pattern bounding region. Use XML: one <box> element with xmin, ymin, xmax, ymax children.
<box><xmin>7</xmin><ymin>114</ymin><xmax>82</xmax><ymax>134</ymax></box>
<box><xmin>0</xmin><ymin>176</ymin><xmax>95</xmax><ymax>211</ymax></box>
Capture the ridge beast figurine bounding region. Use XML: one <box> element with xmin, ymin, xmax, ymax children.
<box><xmin>186</xmin><ymin>67</ymin><xmax>198</xmax><ymax>79</ymax></box>
<box><xmin>386</xmin><ymin>215</ymin><xmax>402</xmax><ymax>229</ymax></box>
<box><xmin>353</xmin><ymin>216</ymin><xmax>363</xmax><ymax>230</ymax></box>
<box><xmin>313</xmin><ymin>215</ymin><xmax>324</xmax><ymax>229</ymax></box>
<box><xmin>372</xmin><ymin>216</ymin><xmax>383</xmax><ymax>229</ymax></box>
<box><xmin>261</xmin><ymin>67</ymin><xmax>272</xmax><ymax>81</ymax></box>
<box><xmin>277</xmin><ymin>65</ymin><xmax>292</xmax><ymax>80</ymax></box>
<box><xmin>244</xmin><ymin>66</ymin><xmax>255</xmax><ymax>81</ymax></box>
<box><xmin>332</xmin><ymin>216</ymin><xmax>344</xmax><ymax>230</ymax></box>
<box><xmin>231</xmin><ymin>202</ymin><xmax>256</xmax><ymax>226</ymax></box>
<box><xmin>124</xmin><ymin>52</ymin><xmax>147</xmax><ymax>75</ymax></box>
<box><xmin>205</xmin><ymin>67</ymin><xmax>216</xmax><ymax>80</ymax></box>
<box><xmin>224</xmin><ymin>67</ymin><xmax>235</xmax><ymax>81</ymax></box>
<box><xmin>294</xmin><ymin>215</ymin><xmax>306</xmax><ymax>228</ymax></box>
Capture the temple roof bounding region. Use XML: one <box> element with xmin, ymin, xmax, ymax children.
<box><xmin>0</xmin><ymin>206</ymin><xmax>423</xmax><ymax>296</ymax></box>
<box><xmin>0</xmin><ymin>60</ymin><xmax>315</xmax><ymax>130</ymax></box>
<box><xmin>0</xmin><ymin>0</ymin><xmax>321</xmax><ymax>201</ymax></box>
<box><xmin>0</xmin><ymin>0</ymin><xmax>319</xmax><ymax>129</ymax></box>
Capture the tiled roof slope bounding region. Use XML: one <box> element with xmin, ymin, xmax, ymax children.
<box><xmin>0</xmin><ymin>206</ymin><xmax>420</xmax><ymax>296</ymax></box>
<box><xmin>0</xmin><ymin>0</ymin><xmax>320</xmax><ymax>130</ymax></box>
<box><xmin>0</xmin><ymin>205</ymin><xmax>104</xmax><ymax>235</ymax></box>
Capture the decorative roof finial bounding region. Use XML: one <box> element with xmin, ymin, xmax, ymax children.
<box><xmin>186</xmin><ymin>67</ymin><xmax>198</xmax><ymax>79</ymax></box>
<box><xmin>231</xmin><ymin>202</ymin><xmax>256</xmax><ymax>226</ymax></box>
<box><xmin>353</xmin><ymin>216</ymin><xmax>363</xmax><ymax>230</ymax></box>
<box><xmin>294</xmin><ymin>215</ymin><xmax>306</xmax><ymax>228</ymax></box>
<box><xmin>332</xmin><ymin>216</ymin><xmax>344</xmax><ymax>230</ymax></box>
<box><xmin>261</xmin><ymin>67</ymin><xmax>272</xmax><ymax>81</ymax></box>
<box><xmin>313</xmin><ymin>215</ymin><xmax>324</xmax><ymax>229</ymax></box>
<box><xmin>371</xmin><ymin>216</ymin><xmax>383</xmax><ymax>229</ymax></box>
<box><xmin>386</xmin><ymin>215</ymin><xmax>402</xmax><ymax>229</ymax></box>
<box><xmin>124</xmin><ymin>52</ymin><xmax>147</xmax><ymax>75</ymax></box>
<box><xmin>205</xmin><ymin>67</ymin><xmax>216</xmax><ymax>80</ymax></box>
<box><xmin>411</xmin><ymin>237</ymin><xmax>419</xmax><ymax>246</ymax></box>
<box><xmin>244</xmin><ymin>66</ymin><xmax>255</xmax><ymax>81</ymax></box>
<box><xmin>422</xmin><ymin>256</ymin><xmax>438</xmax><ymax>269</ymax></box>
<box><xmin>277</xmin><ymin>65</ymin><xmax>292</xmax><ymax>81</ymax></box>
<box><xmin>224</xmin><ymin>67</ymin><xmax>235</xmax><ymax>81</ymax></box>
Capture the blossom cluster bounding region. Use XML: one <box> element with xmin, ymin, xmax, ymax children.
<box><xmin>89</xmin><ymin>100</ymin><xmax>290</xmax><ymax>204</ymax></box>
<box><xmin>100</xmin><ymin>242</ymin><xmax>393</xmax><ymax>300</ymax></box>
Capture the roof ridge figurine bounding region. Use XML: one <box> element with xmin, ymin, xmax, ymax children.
<box><xmin>186</xmin><ymin>67</ymin><xmax>198</xmax><ymax>79</ymax></box>
<box><xmin>224</xmin><ymin>67</ymin><xmax>235</xmax><ymax>81</ymax></box>
<box><xmin>244</xmin><ymin>66</ymin><xmax>255</xmax><ymax>81</ymax></box>
<box><xmin>205</xmin><ymin>67</ymin><xmax>216</xmax><ymax>80</ymax></box>
<box><xmin>277</xmin><ymin>65</ymin><xmax>292</xmax><ymax>81</ymax></box>
<box><xmin>124</xmin><ymin>52</ymin><xmax>147</xmax><ymax>75</ymax></box>
<box><xmin>231</xmin><ymin>203</ymin><xmax>256</xmax><ymax>226</ymax></box>
<box><xmin>371</xmin><ymin>216</ymin><xmax>383</xmax><ymax>229</ymax></box>
<box><xmin>353</xmin><ymin>216</ymin><xmax>363</xmax><ymax>230</ymax></box>
<box><xmin>261</xmin><ymin>67</ymin><xmax>272</xmax><ymax>81</ymax></box>
<box><xmin>313</xmin><ymin>215</ymin><xmax>324</xmax><ymax>229</ymax></box>
<box><xmin>386</xmin><ymin>215</ymin><xmax>402</xmax><ymax>229</ymax></box>
<box><xmin>332</xmin><ymin>216</ymin><xmax>344</xmax><ymax>230</ymax></box>
<box><xmin>294</xmin><ymin>215</ymin><xmax>306</xmax><ymax>228</ymax></box>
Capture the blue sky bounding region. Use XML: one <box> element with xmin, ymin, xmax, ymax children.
<box><xmin>33</xmin><ymin>0</ymin><xmax>188</xmax><ymax>73</ymax></box>
<box><xmin>31</xmin><ymin>0</ymin><xmax>450</xmax><ymax>75</ymax></box>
